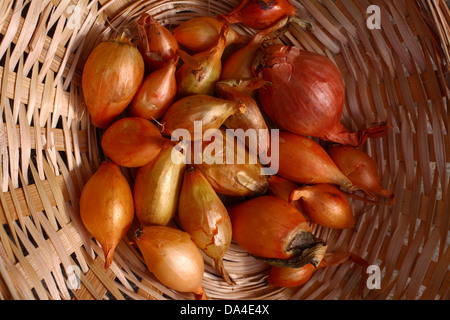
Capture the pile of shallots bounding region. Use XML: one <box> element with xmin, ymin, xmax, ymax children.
<box><xmin>79</xmin><ymin>0</ymin><xmax>394</xmax><ymax>300</ymax></box>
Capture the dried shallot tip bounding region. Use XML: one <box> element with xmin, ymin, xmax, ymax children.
<box><xmin>329</xmin><ymin>146</ymin><xmax>396</xmax><ymax>205</ymax></box>
<box><xmin>81</xmin><ymin>34</ymin><xmax>144</xmax><ymax>129</ymax></box>
<box><xmin>134</xmin><ymin>225</ymin><xmax>207</xmax><ymax>300</ymax></box>
<box><xmin>133</xmin><ymin>146</ymin><xmax>186</xmax><ymax>227</ymax></box>
<box><xmin>128</xmin><ymin>58</ymin><xmax>178</xmax><ymax>121</ymax></box>
<box><xmin>173</xmin><ymin>16</ymin><xmax>249</xmax><ymax>53</ymax></box>
<box><xmin>161</xmin><ymin>94</ymin><xmax>246</xmax><ymax>141</ymax></box>
<box><xmin>176</xmin><ymin>23</ymin><xmax>229</xmax><ymax>97</ymax></box>
<box><xmin>216</xmin><ymin>78</ymin><xmax>270</xmax><ymax>155</ymax></box>
<box><xmin>228</xmin><ymin>196</ymin><xmax>327</xmax><ymax>269</ymax></box>
<box><xmin>136</xmin><ymin>13</ymin><xmax>178</xmax><ymax>72</ymax></box>
<box><xmin>276</xmin><ymin>131</ymin><xmax>361</xmax><ymax>191</ymax></box>
<box><xmin>80</xmin><ymin>162</ymin><xmax>134</xmax><ymax>269</ymax></box>
<box><xmin>178</xmin><ymin>167</ymin><xmax>235</xmax><ymax>285</ymax></box>
<box><xmin>290</xmin><ymin>184</ymin><xmax>356</xmax><ymax>229</ymax></box>
<box><xmin>101</xmin><ymin>117</ymin><xmax>168</xmax><ymax>168</ymax></box>
<box><xmin>221</xmin><ymin>0</ymin><xmax>298</xmax><ymax>30</ymax></box>
<box><xmin>255</xmin><ymin>44</ymin><xmax>392</xmax><ymax>147</ymax></box>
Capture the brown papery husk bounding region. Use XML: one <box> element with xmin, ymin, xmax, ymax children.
<box><xmin>217</xmin><ymin>78</ymin><xmax>270</xmax><ymax>155</ymax></box>
<box><xmin>133</xmin><ymin>146</ymin><xmax>186</xmax><ymax>226</ymax></box>
<box><xmin>173</xmin><ymin>16</ymin><xmax>249</xmax><ymax>53</ymax></box>
<box><xmin>128</xmin><ymin>58</ymin><xmax>178</xmax><ymax>120</ymax></box>
<box><xmin>161</xmin><ymin>95</ymin><xmax>246</xmax><ymax>141</ymax></box>
<box><xmin>81</xmin><ymin>34</ymin><xmax>144</xmax><ymax>129</ymax></box>
<box><xmin>80</xmin><ymin>162</ymin><xmax>134</xmax><ymax>269</ymax></box>
<box><xmin>192</xmin><ymin>128</ymin><xmax>269</xmax><ymax>197</ymax></box>
<box><xmin>134</xmin><ymin>226</ymin><xmax>207</xmax><ymax>299</ymax></box>
<box><xmin>276</xmin><ymin>131</ymin><xmax>360</xmax><ymax>191</ymax></box>
<box><xmin>228</xmin><ymin>196</ymin><xmax>327</xmax><ymax>269</ymax></box>
<box><xmin>255</xmin><ymin>44</ymin><xmax>391</xmax><ymax>147</ymax></box>
<box><xmin>136</xmin><ymin>13</ymin><xmax>178</xmax><ymax>72</ymax></box>
<box><xmin>329</xmin><ymin>146</ymin><xmax>396</xmax><ymax>205</ymax></box>
<box><xmin>176</xmin><ymin>23</ymin><xmax>229</xmax><ymax>97</ymax></box>
<box><xmin>178</xmin><ymin>167</ymin><xmax>234</xmax><ymax>285</ymax></box>
<box><xmin>290</xmin><ymin>184</ymin><xmax>355</xmax><ymax>229</ymax></box>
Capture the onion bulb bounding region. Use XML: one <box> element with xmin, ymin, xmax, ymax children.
<box><xmin>290</xmin><ymin>184</ymin><xmax>355</xmax><ymax>229</ymax></box>
<box><xmin>228</xmin><ymin>196</ymin><xmax>327</xmax><ymax>268</ymax></box>
<box><xmin>81</xmin><ymin>34</ymin><xmax>144</xmax><ymax>129</ymax></box>
<box><xmin>277</xmin><ymin>131</ymin><xmax>359</xmax><ymax>191</ymax></box>
<box><xmin>329</xmin><ymin>146</ymin><xmax>396</xmax><ymax>204</ymax></box>
<box><xmin>136</xmin><ymin>13</ymin><xmax>178</xmax><ymax>72</ymax></box>
<box><xmin>129</xmin><ymin>58</ymin><xmax>178</xmax><ymax>120</ymax></box>
<box><xmin>101</xmin><ymin>117</ymin><xmax>170</xmax><ymax>168</ymax></box>
<box><xmin>173</xmin><ymin>16</ymin><xmax>249</xmax><ymax>53</ymax></box>
<box><xmin>161</xmin><ymin>94</ymin><xmax>246</xmax><ymax>141</ymax></box>
<box><xmin>134</xmin><ymin>146</ymin><xmax>186</xmax><ymax>226</ymax></box>
<box><xmin>178</xmin><ymin>167</ymin><xmax>234</xmax><ymax>285</ymax></box>
<box><xmin>256</xmin><ymin>44</ymin><xmax>391</xmax><ymax>147</ymax></box>
<box><xmin>221</xmin><ymin>0</ymin><xmax>297</xmax><ymax>30</ymax></box>
<box><xmin>80</xmin><ymin>162</ymin><xmax>134</xmax><ymax>269</ymax></box>
<box><xmin>134</xmin><ymin>226</ymin><xmax>207</xmax><ymax>299</ymax></box>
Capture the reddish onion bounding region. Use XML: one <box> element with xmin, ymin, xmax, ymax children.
<box><xmin>329</xmin><ymin>146</ymin><xmax>396</xmax><ymax>204</ymax></box>
<box><xmin>128</xmin><ymin>58</ymin><xmax>178</xmax><ymax>120</ymax></box>
<box><xmin>101</xmin><ymin>117</ymin><xmax>169</xmax><ymax>168</ymax></box>
<box><xmin>81</xmin><ymin>34</ymin><xmax>144</xmax><ymax>129</ymax></box>
<box><xmin>228</xmin><ymin>196</ymin><xmax>327</xmax><ymax>268</ymax></box>
<box><xmin>137</xmin><ymin>13</ymin><xmax>178</xmax><ymax>72</ymax></box>
<box><xmin>221</xmin><ymin>0</ymin><xmax>297</xmax><ymax>30</ymax></box>
<box><xmin>256</xmin><ymin>45</ymin><xmax>391</xmax><ymax>147</ymax></box>
<box><xmin>276</xmin><ymin>131</ymin><xmax>359</xmax><ymax>191</ymax></box>
<box><xmin>80</xmin><ymin>162</ymin><xmax>134</xmax><ymax>269</ymax></box>
<box><xmin>290</xmin><ymin>184</ymin><xmax>355</xmax><ymax>229</ymax></box>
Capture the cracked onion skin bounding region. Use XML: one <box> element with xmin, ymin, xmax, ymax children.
<box><xmin>82</xmin><ymin>35</ymin><xmax>144</xmax><ymax>129</ymax></box>
<box><xmin>80</xmin><ymin>162</ymin><xmax>134</xmax><ymax>269</ymax></box>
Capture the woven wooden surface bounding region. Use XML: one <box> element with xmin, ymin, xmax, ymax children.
<box><xmin>0</xmin><ymin>0</ymin><xmax>448</xmax><ymax>300</ymax></box>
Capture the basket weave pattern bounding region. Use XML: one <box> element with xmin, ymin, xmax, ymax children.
<box><xmin>0</xmin><ymin>0</ymin><xmax>448</xmax><ymax>300</ymax></box>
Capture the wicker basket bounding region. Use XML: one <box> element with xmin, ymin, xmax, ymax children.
<box><xmin>0</xmin><ymin>0</ymin><xmax>448</xmax><ymax>301</ymax></box>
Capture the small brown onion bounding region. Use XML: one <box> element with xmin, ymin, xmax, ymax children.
<box><xmin>178</xmin><ymin>167</ymin><xmax>234</xmax><ymax>285</ymax></box>
<box><xmin>194</xmin><ymin>128</ymin><xmax>269</xmax><ymax>197</ymax></box>
<box><xmin>290</xmin><ymin>184</ymin><xmax>355</xmax><ymax>229</ymax></box>
<box><xmin>137</xmin><ymin>13</ymin><xmax>178</xmax><ymax>72</ymax></box>
<box><xmin>101</xmin><ymin>117</ymin><xmax>169</xmax><ymax>168</ymax></box>
<box><xmin>134</xmin><ymin>146</ymin><xmax>186</xmax><ymax>226</ymax></box>
<box><xmin>81</xmin><ymin>34</ymin><xmax>144</xmax><ymax>129</ymax></box>
<box><xmin>161</xmin><ymin>95</ymin><xmax>246</xmax><ymax>141</ymax></box>
<box><xmin>267</xmin><ymin>175</ymin><xmax>299</xmax><ymax>204</ymax></box>
<box><xmin>173</xmin><ymin>16</ymin><xmax>249</xmax><ymax>53</ymax></box>
<box><xmin>228</xmin><ymin>196</ymin><xmax>327</xmax><ymax>268</ymax></box>
<box><xmin>134</xmin><ymin>225</ymin><xmax>207</xmax><ymax>299</ymax></box>
<box><xmin>80</xmin><ymin>162</ymin><xmax>134</xmax><ymax>269</ymax></box>
<box><xmin>128</xmin><ymin>58</ymin><xmax>178</xmax><ymax>120</ymax></box>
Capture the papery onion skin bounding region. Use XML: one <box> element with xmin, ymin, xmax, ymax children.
<box><xmin>101</xmin><ymin>117</ymin><xmax>168</xmax><ymax>168</ymax></box>
<box><xmin>194</xmin><ymin>129</ymin><xmax>269</xmax><ymax>197</ymax></box>
<box><xmin>228</xmin><ymin>196</ymin><xmax>327</xmax><ymax>268</ymax></box>
<box><xmin>276</xmin><ymin>131</ymin><xmax>358</xmax><ymax>191</ymax></box>
<box><xmin>290</xmin><ymin>184</ymin><xmax>355</xmax><ymax>229</ymax></box>
<box><xmin>137</xmin><ymin>13</ymin><xmax>179</xmax><ymax>72</ymax></box>
<box><xmin>134</xmin><ymin>147</ymin><xmax>186</xmax><ymax>226</ymax></box>
<box><xmin>267</xmin><ymin>175</ymin><xmax>299</xmax><ymax>203</ymax></box>
<box><xmin>129</xmin><ymin>59</ymin><xmax>178</xmax><ymax>120</ymax></box>
<box><xmin>80</xmin><ymin>162</ymin><xmax>134</xmax><ymax>269</ymax></box>
<box><xmin>161</xmin><ymin>95</ymin><xmax>246</xmax><ymax>141</ymax></box>
<box><xmin>134</xmin><ymin>226</ymin><xmax>206</xmax><ymax>297</ymax></box>
<box><xmin>329</xmin><ymin>146</ymin><xmax>396</xmax><ymax>204</ymax></box>
<box><xmin>216</xmin><ymin>78</ymin><xmax>270</xmax><ymax>155</ymax></box>
<box><xmin>173</xmin><ymin>16</ymin><xmax>248</xmax><ymax>53</ymax></box>
<box><xmin>221</xmin><ymin>0</ymin><xmax>296</xmax><ymax>30</ymax></box>
<box><xmin>178</xmin><ymin>167</ymin><xmax>234</xmax><ymax>285</ymax></box>
<box><xmin>81</xmin><ymin>35</ymin><xmax>144</xmax><ymax>129</ymax></box>
<box><xmin>256</xmin><ymin>45</ymin><xmax>390</xmax><ymax>147</ymax></box>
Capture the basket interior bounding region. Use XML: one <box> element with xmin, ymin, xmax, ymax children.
<box><xmin>0</xmin><ymin>0</ymin><xmax>449</xmax><ymax>300</ymax></box>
